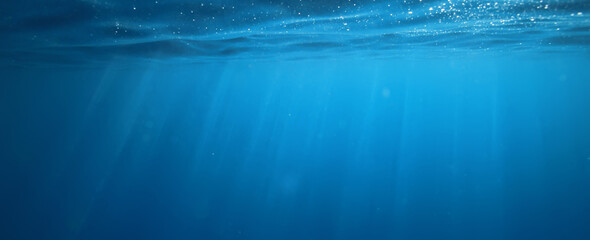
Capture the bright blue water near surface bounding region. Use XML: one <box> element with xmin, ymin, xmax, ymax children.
<box><xmin>1</xmin><ymin>1</ymin><xmax>590</xmax><ymax>240</ymax></box>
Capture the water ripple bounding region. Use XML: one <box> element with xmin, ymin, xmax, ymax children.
<box><xmin>1</xmin><ymin>0</ymin><xmax>589</xmax><ymax>64</ymax></box>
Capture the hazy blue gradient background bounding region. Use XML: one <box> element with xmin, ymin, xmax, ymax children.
<box><xmin>1</xmin><ymin>56</ymin><xmax>589</xmax><ymax>239</ymax></box>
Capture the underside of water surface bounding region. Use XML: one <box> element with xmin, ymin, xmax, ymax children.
<box><xmin>1</xmin><ymin>0</ymin><xmax>589</xmax><ymax>64</ymax></box>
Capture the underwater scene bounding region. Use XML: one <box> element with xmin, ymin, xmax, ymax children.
<box><xmin>1</xmin><ymin>0</ymin><xmax>589</xmax><ymax>239</ymax></box>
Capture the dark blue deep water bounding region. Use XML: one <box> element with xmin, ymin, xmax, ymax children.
<box><xmin>1</xmin><ymin>1</ymin><xmax>590</xmax><ymax>240</ymax></box>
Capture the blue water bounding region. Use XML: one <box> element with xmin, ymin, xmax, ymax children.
<box><xmin>1</xmin><ymin>1</ymin><xmax>590</xmax><ymax>240</ymax></box>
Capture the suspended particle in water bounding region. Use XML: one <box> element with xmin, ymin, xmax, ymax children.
<box><xmin>382</xmin><ymin>88</ymin><xmax>391</xmax><ymax>98</ymax></box>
